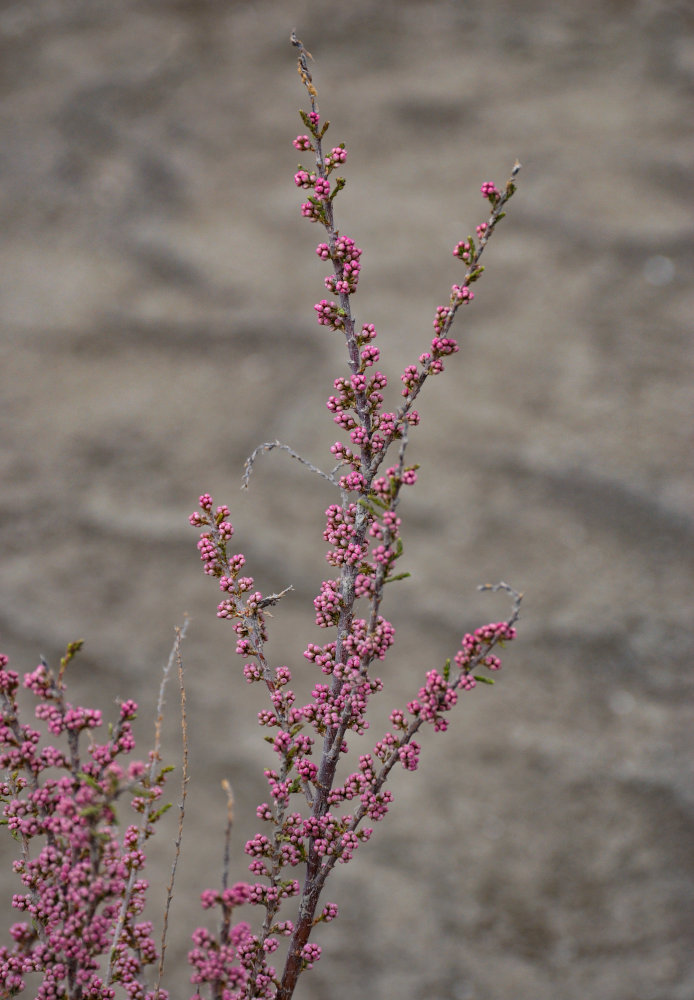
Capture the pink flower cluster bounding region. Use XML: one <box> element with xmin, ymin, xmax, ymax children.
<box><xmin>0</xmin><ymin>648</ymin><xmax>169</xmax><ymax>999</ymax></box>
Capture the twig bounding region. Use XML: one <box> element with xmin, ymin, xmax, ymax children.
<box><xmin>241</xmin><ymin>440</ymin><xmax>338</xmax><ymax>490</ymax></box>
<box><xmin>106</xmin><ymin>618</ymin><xmax>189</xmax><ymax>989</ymax></box>
<box><xmin>258</xmin><ymin>585</ymin><xmax>294</xmax><ymax>609</ymax></box>
<box><xmin>155</xmin><ymin>622</ymin><xmax>190</xmax><ymax>995</ymax></box>
<box><xmin>219</xmin><ymin>780</ymin><xmax>235</xmax><ymax>950</ymax></box>
<box><xmin>478</xmin><ymin>580</ymin><xmax>523</xmax><ymax>626</ymax></box>
<box><xmin>290</xmin><ymin>30</ymin><xmax>317</xmax><ymax>101</ymax></box>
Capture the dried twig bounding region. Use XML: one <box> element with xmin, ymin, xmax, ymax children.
<box><xmin>106</xmin><ymin>618</ymin><xmax>189</xmax><ymax>989</ymax></box>
<box><xmin>155</xmin><ymin>621</ymin><xmax>190</xmax><ymax>994</ymax></box>
<box><xmin>241</xmin><ymin>440</ymin><xmax>338</xmax><ymax>490</ymax></box>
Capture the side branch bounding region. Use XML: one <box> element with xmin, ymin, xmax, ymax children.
<box><xmin>478</xmin><ymin>580</ymin><xmax>523</xmax><ymax>626</ymax></box>
<box><xmin>107</xmin><ymin>619</ymin><xmax>189</xmax><ymax>989</ymax></box>
<box><xmin>241</xmin><ymin>440</ymin><xmax>339</xmax><ymax>490</ymax></box>
<box><xmin>155</xmin><ymin>623</ymin><xmax>190</xmax><ymax>994</ymax></box>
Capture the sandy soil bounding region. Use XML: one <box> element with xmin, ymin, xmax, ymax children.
<box><xmin>1</xmin><ymin>2</ymin><xmax>693</xmax><ymax>998</ymax></box>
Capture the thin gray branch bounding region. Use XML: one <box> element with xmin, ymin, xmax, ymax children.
<box><xmin>241</xmin><ymin>440</ymin><xmax>339</xmax><ymax>490</ymax></box>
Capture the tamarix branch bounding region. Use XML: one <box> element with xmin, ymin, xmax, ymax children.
<box><xmin>0</xmin><ymin>35</ymin><xmax>521</xmax><ymax>1000</ymax></box>
<box><xmin>186</xmin><ymin>35</ymin><xmax>521</xmax><ymax>1000</ymax></box>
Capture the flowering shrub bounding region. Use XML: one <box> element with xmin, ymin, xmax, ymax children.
<box><xmin>1</xmin><ymin>34</ymin><xmax>521</xmax><ymax>1000</ymax></box>
<box><xmin>0</xmin><ymin>642</ymin><xmax>173</xmax><ymax>999</ymax></box>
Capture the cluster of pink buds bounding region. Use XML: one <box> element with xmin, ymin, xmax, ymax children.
<box><xmin>454</xmin><ymin>621</ymin><xmax>517</xmax><ymax>674</ymax></box>
<box><xmin>324</xmin><ymin>146</ymin><xmax>346</xmax><ymax>168</ymax></box>
<box><xmin>292</xmin><ymin>134</ymin><xmax>313</xmax><ymax>152</ymax></box>
<box><xmin>453</xmin><ymin>239</ymin><xmax>473</xmax><ymax>263</ymax></box>
<box><xmin>480</xmin><ymin>180</ymin><xmax>500</xmax><ymax>201</ymax></box>
<box><xmin>314</xmin><ymin>298</ymin><xmax>345</xmax><ymax>329</ymax></box>
<box><xmin>322</xmin><ymin>236</ymin><xmax>362</xmax><ymax>295</ymax></box>
<box><xmin>0</xmin><ymin>646</ymin><xmax>169</xmax><ymax>1000</ymax></box>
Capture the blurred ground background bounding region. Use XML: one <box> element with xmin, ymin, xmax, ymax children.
<box><xmin>1</xmin><ymin>1</ymin><xmax>693</xmax><ymax>998</ymax></box>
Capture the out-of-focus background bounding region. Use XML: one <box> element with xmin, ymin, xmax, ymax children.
<box><xmin>1</xmin><ymin>1</ymin><xmax>692</xmax><ymax>998</ymax></box>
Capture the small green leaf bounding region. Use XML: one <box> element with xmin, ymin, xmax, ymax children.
<box><xmin>78</xmin><ymin>804</ymin><xmax>105</xmax><ymax>820</ymax></box>
<box><xmin>366</xmin><ymin>492</ymin><xmax>389</xmax><ymax>511</ymax></box>
<box><xmin>60</xmin><ymin>639</ymin><xmax>84</xmax><ymax>674</ymax></box>
<box><xmin>357</xmin><ymin>500</ymin><xmax>381</xmax><ymax>518</ymax></box>
<box><xmin>77</xmin><ymin>771</ymin><xmax>101</xmax><ymax>791</ymax></box>
<box><xmin>330</xmin><ymin>177</ymin><xmax>346</xmax><ymax>200</ymax></box>
<box><xmin>473</xmin><ymin>674</ymin><xmax>495</xmax><ymax>685</ymax></box>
